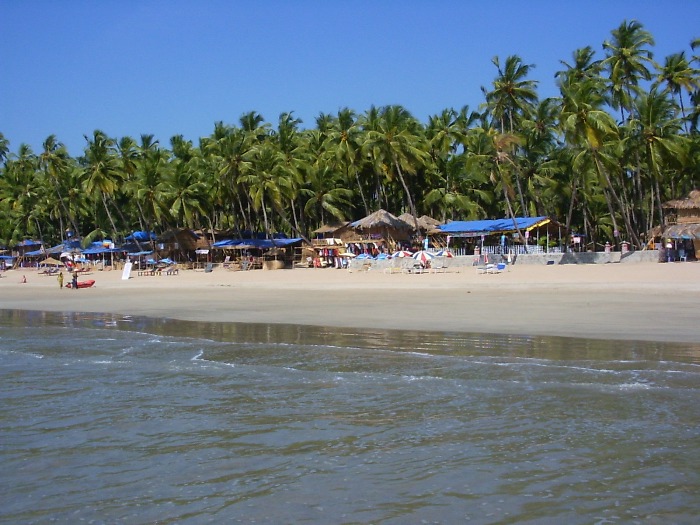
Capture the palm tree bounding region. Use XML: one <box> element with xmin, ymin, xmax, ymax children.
<box><xmin>465</xmin><ymin>125</ymin><xmax>530</xmax><ymax>246</ymax></box>
<box><xmin>559</xmin><ymin>78</ymin><xmax>641</xmax><ymax>247</ymax></box>
<box><xmin>482</xmin><ymin>55</ymin><xmax>539</xmax><ymax>215</ymax></box>
<box><xmin>326</xmin><ymin>107</ymin><xmax>369</xmax><ymax>216</ymax></box>
<box><xmin>134</xmin><ymin>142</ymin><xmax>170</xmax><ymax>235</ymax></box>
<box><xmin>82</xmin><ymin>130</ymin><xmax>124</xmax><ymax>239</ymax></box>
<box><xmin>632</xmin><ymin>88</ymin><xmax>689</xmax><ymax>226</ymax></box>
<box><xmin>273</xmin><ymin>112</ymin><xmax>307</xmax><ymax>235</ymax></box>
<box><xmin>362</xmin><ymin>105</ymin><xmax>429</xmax><ymax>231</ymax></box>
<box><xmin>482</xmin><ymin>55</ymin><xmax>538</xmax><ymax>133</ymax></box>
<box><xmin>0</xmin><ymin>145</ymin><xmax>45</xmax><ymax>243</ymax></box>
<box><xmin>602</xmin><ymin>19</ymin><xmax>656</xmax><ymax>123</ymax></box>
<box><xmin>555</xmin><ymin>46</ymin><xmax>602</xmax><ymax>88</ymax></box>
<box><xmin>0</xmin><ymin>133</ymin><xmax>9</xmax><ymax>166</ymax></box>
<box><xmin>654</xmin><ymin>52</ymin><xmax>700</xmax><ymax>131</ymax></box>
<box><xmin>240</xmin><ymin>141</ymin><xmax>287</xmax><ymax>236</ymax></box>
<box><xmin>165</xmin><ymin>156</ymin><xmax>207</xmax><ymax>229</ymax></box>
<box><xmin>39</xmin><ymin>135</ymin><xmax>81</xmax><ymax>238</ymax></box>
<box><xmin>302</xmin><ymin>164</ymin><xmax>354</xmax><ymax>226</ymax></box>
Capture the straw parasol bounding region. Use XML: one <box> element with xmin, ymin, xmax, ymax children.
<box><xmin>40</xmin><ymin>256</ymin><xmax>64</xmax><ymax>266</ymax></box>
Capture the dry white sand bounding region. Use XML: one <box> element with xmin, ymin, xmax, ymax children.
<box><xmin>2</xmin><ymin>262</ymin><xmax>698</xmax><ymax>343</ymax></box>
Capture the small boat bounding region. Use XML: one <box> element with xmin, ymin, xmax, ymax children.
<box><xmin>66</xmin><ymin>279</ymin><xmax>95</xmax><ymax>289</ymax></box>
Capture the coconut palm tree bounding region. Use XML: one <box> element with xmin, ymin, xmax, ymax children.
<box><xmin>302</xmin><ymin>163</ymin><xmax>354</xmax><ymax>226</ymax></box>
<box><xmin>82</xmin><ymin>130</ymin><xmax>124</xmax><ymax>239</ymax></box>
<box><xmin>326</xmin><ymin>107</ymin><xmax>369</xmax><ymax>216</ymax></box>
<box><xmin>602</xmin><ymin>19</ymin><xmax>656</xmax><ymax>123</ymax></box>
<box><xmin>631</xmin><ymin>88</ymin><xmax>689</xmax><ymax>226</ymax></box>
<box><xmin>39</xmin><ymin>135</ymin><xmax>81</xmax><ymax>238</ymax></box>
<box><xmin>362</xmin><ymin>105</ymin><xmax>429</xmax><ymax>231</ymax></box>
<box><xmin>555</xmin><ymin>46</ymin><xmax>603</xmax><ymax>88</ymax></box>
<box><xmin>0</xmin><ymin>133</ymin><xmax>9</xmax><ymax>166</ymax></box>
<box><xmin>559</xmin><ymin>78</ymin><xmax>641</xmax><ymax>247</ymax></box>
<box><xmin>482</xmin><ymin>55</ymin><xmax>539</xmax><ymax>215</ymax></box>
<box><xmin>654</xmin><ymin>52</ymin><xmax>700</xmax><ymax>131</ymax></box>
<box><xmin>482</xmin><ymin>55</ymin><xmax>539</xmax><ymax>134</ymax></box>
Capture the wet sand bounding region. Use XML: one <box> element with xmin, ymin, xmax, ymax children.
<box><xmin>1</xmin><ymin>261</ymin><xmax>698</xmax><ymax>343</ymax></box>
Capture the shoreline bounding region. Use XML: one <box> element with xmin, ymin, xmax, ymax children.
<box><xmin>1</xmin><ymin>261</ymin><xmax>699</xmax><ymax>344</ymax></box>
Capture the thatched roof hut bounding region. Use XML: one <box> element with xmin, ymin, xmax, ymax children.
<box><xmin>661</xmin><ymin>190</ymin><xmax>700</xmax><ymax>246</ymax></box>
<box><xmin>397</xmin><ymin>213</ymin><xmax>441</xmax><ymax>231</ymax></box>
<box><xmin>352</xmin><ymin>209</ymin><xmax>408</xmax><ymax>230</ymax></box>
<box><xmin>663</xmin><ymin>190</ymin><xmax>700</xmax><ymax>211</ymax></box>
<box><xmin>157</xmin><ymin>228</ymin><xmax>200</xmax><ymax>251</ymax></box>
<box><xmin>350</xmin><ymin>209</ymin><xmax>411</xmax><ymax>246</ymax></box>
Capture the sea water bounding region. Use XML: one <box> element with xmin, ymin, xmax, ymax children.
<box><xmin>1</xmin><ymin>309</ymin><xmax>699</xmax><ymax>524</ymax></box>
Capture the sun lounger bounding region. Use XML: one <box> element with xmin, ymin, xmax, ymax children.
<box><xmin>487</xmin><ymin>263</ymin><xmax>506</xmax><ymax>274</ymax></box>
<box><xmin>476</xmin><ymin>264</ymin><xmax>493</xmax><ymax>274</ymax></box>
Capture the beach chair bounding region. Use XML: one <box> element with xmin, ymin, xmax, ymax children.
<box><xmin>476</xmin><ymin>263</ymin><xmax>493</xmax><ymax>274</ymax></box>
<box><xmin>487</xmin><ymin>262</ymin><xmax>506</xmax><ymax>274</ymax></box>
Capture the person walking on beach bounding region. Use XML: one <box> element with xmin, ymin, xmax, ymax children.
<box><xmin>57</xmin><ymin>271</ymin><xmax>64</xmax><ymax>289</ymax></box>
<box><xmin>72</xmin><ymin>271</ymin><xmax>78</xmax><ymax>290</ymax></box>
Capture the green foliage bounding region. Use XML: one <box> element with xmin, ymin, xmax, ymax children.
<box><xmin>1</xmin><ymin>21</ymin><xmax>698</xmax><ymax>250</ymax></box>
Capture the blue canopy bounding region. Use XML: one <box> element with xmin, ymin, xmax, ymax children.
<box><xmin>125</xmin><ymin>231</ymin><xmax>156</xmax><ymax>242</ymax></box>
<box><xmin>438</xmin><ymin>217</ymin><xmax>551</xmax><ymax>237</ymax></box>
<box><xmin>83</xmin><ymin>246</ymin><xmax>121</xmax><ymax>255</ymax></box>
<box><xmin>213</xmin><ymin>238</ymin><xmax>302</xmax><ymax>249</ymax></box>
<box><xmin>15</xmin><ymin>239</ymin><xmax>42</xmax><ymax>247</ymax></box>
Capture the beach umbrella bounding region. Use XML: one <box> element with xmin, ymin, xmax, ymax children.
<box><xmin>40</xmin><ymin>256</ymin><xmax>63</xmax><ymax>266</ymax></box>
<box><xmin>412</xmin><ymin>250</ymin><xmax>435</xmax><ymax>264</ymax></box>
<box><xmin>391</xmin><ymin>250</ymin><xmax>413</xmax><ymax>258</ymax></box>
<box><xmin>435</xmin><ymin>249</ymin><xmax>454</xmax><ymax>258</ymax></box>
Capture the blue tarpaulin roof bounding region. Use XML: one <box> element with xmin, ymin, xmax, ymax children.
<box><xmin>15</xmin><ymin>239</ymin><xmax>42</xmax><ymax>246</ymax></box>
<box><xmin>125</xmin><ymin>231</ymin><xmax>156</xmax><ymax>241</ymax></box>
<box><xmin>212</xmin><ymin>238</ymin><xmax>302</xmax><ymax>249</ymax></box>
<box><xmin>438</xmin><ymin>217</ymin><xmax>551</xmax><ymax>237</ymax></box>
<box><xmin>82</xmin><ymin>246</ymin><xmax>121</xmax><ymax>255</ymax></box>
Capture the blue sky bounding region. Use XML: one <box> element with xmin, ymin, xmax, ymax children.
<box><xmin>2</xmin><ymin>1</ymin><xmax>698</xmax><ymax>156</ymax></box>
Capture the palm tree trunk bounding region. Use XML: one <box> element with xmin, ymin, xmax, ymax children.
<box><xmin>392</xmin><ymin>156</ymin><xmax>420</xmax><ymax>232</ymax></box>
<box><xmin>593</xmin><ymin>152</ymin><xmax>642</xmax><ymax>248</ymax></box>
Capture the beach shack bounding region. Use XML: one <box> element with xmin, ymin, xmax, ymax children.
<box><xmin>436</xmin><ymin>216</ymin><xmax>567</xmax><ymax>256</ymax></box>
<box><xmin>12</xmin><ymin>239</ymin><xmax>45</xmax><ymax>268</ymax></box>
<box><xmin>348</xmin><ymin>209</ymin><xmax>411</xmax><ymax>255</ymax></box>
<box><xmin>307</xmin><ymin>222</ymin><xmax>353</xmax><ymax>268</ymax></box>
<box><xmin>156</xmin><ymin>228</ymin><xmax>202</xmax><ymax>263</ymax></box>
<box><xmin>661</xmin><ymin>190</ymin><xmax>700</xmax><ymax>261</ymax></box>
<box><xmin>212</xmin><ymin>234</ymin><xmax>303</xmax><ymax>270</ymax></box>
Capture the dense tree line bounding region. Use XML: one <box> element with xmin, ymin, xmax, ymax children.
<box><xmin>1</xmin><ymin>21</ymin><xmax>699</xmax><ymax>250</ymax></box>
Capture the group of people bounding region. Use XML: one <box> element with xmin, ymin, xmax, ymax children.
<box><xmin>56</xmin><ymin>271</ymin><xmax>79</xmax><ymax>289</ymax></box>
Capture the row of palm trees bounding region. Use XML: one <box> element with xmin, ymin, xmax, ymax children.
<box><xmin>1</xmin><ymin>20</ymin><xmax>699</xmax><ymax>250</ymax></box>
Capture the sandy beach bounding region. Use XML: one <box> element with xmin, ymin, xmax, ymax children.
<box><xmin>1</xmin><ymin>261</ymin><xmax>698</xmax><ymax>344</ymax></box>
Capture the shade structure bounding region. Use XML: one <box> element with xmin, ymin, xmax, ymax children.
<box><xmin>351</xmin><ymin>209</ymin><xmax>407</xmax><ymax>230</ymax></box>
<box><xmin>412</xmin><ymin>250</ymin><xmax>435</xmax><ymax>263</ymax></box>
<box><xmin>40</xmin><ymin>256</ymin><xmax>63</xmax><ymax>266</ymax></box>
<box><xmin>391</xmin><ymin>250</ymin><xmax>413</xmax><ymax>258</ymax></box>
<box><xmin>435</xmin><ymin>249</ymin><xmax>454</xmax><ymax>258</ymax></box>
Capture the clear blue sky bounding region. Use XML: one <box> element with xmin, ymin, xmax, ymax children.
<box><xmin>2</xmin><ymin>1</ymin><xmax>698</xmax><ymax>156</ymax></box>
